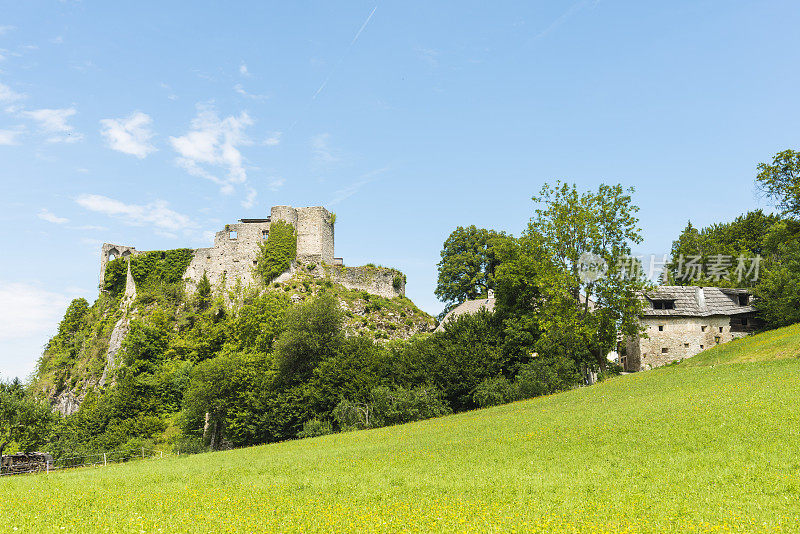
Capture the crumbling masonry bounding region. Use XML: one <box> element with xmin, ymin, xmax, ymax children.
<box><xmin>100</xmin><ymin>205</ymin><xmax>405</xmax><ymax>299</ymax></box>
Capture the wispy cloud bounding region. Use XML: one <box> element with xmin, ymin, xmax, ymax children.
<box><xmin>75</xmin><ymin>194</ymin><xmax>197</xmax><ymax>233</ymax></box>
<box><xmin>0</xmin><ymin>26</ymin><xmax>15</xmax><ymax>36</ymax></box>
<box><xmin>37</xmin><ymin>208</ymin><xmax>69</xmax><ymax>224</ymax></box>
<box><xmin>234</xmin><ymin>83</ymin><xmax>269</xmax><ymax>100</ymax></box>
<box><xmin>312</xmin><ymin>133</ymin><xmax>339</xmax><ymax>165</ymax></box>
<box><xmin>159</xmin><ymin>82</ymin><xmax>178</xmax><ymax>101</ymax></box>
<box><xmin>170</xmin><ymin>105</ymin><xmax>253</xmax><ymax>194</ymax></box>
<box><xmin>100</xmin><ymin>111</ymin><xmax>156</xmax><ymax>158</ymax></box>
<box><xmin>0</xmin><ymin>82</ymin><xmax>24</xmax><ymax>103</ymax></box>
<box><xmin>0</xmin><ymin>127</ymin><xmax>23</xmax><ymax>145</ymax></box>
<box><xmin>0</xmin><ymin>281</ymin><xmax>70</xmax><ymax>341</ymax></box>
<box><xmin>268</xmin><ymin>177</ymin><xmax>285</xmax><ymax>191</ymax></box>
<box><xmin>242</xmin><ymin>187</ymin><xmax>257</xmax><ymax>209</ymax></box>
<box><xmin>239</xmin><ymin>62</ymin><xmax>250</xmax><ymax>77</ymax></box>
<box><xmin>22</xmin><ymin>107</ymin><xmax>83</xmax><ymax>143</ymax></box>
<box><xmin>327</xmin><ymin>167</ymin><xmax>388</xmax><ymax>207</ymax></box>
<box><xmin>263</xmin><ymin>131</ymin><xmax>282</xmax><ymax>146</ymax></box>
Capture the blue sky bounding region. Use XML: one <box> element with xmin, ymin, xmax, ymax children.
<box><xmin>1</xmin><ymin>1</ymin><xmax>798</xmax><ymax>380</ymax></box>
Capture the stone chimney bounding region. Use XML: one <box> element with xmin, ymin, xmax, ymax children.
<box><xmin>696</xmin><ymin>286</ymin><xmax>706</xmax><ymax>310</ymax></box>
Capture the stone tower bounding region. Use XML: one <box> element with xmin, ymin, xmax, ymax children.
<box><xmin>270</xmin><ymin>206</ymin><xmax>334</xmax><ymax>264</ymax></box>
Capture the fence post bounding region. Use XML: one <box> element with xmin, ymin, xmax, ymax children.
<box><xmin>104</xmin><ymin>453</ymin><xmax>107</xmax><ymax>466</ymax></box>
<box><xmin>46</xmin><ymin>461</ymin><xmax>50</xmax><ymax>474</ymax></box>
<box><xmin>160</xmin><ymin>450</ymin><xmax>163</xmax><ymax>459</ymax></box>
<box><xmin>141</xmin><ymin>447</ymin><xmax>145</xmax><ymax>459</ymax></box>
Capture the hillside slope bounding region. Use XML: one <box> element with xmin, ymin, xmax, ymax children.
<box><xmin>681</xmin><ymin>322</ymin><xmax>800</xmax><ymax>367</ymax></box>
<box><xmin>5</xmin><ymin>346</ymin><xmax>800</xmax><ymax>532</ymax></box>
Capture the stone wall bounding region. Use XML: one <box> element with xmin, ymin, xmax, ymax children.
<box><xmin>272</xmin><ymin>205</ymin><xmax>334</xmax><ymax>264</ymax></box>
<box><xmin>184</xmin><ymin>220</ymin><xmax>271</xmax><ymax>290</ymax></box>
<box><xmin>329</xmin><ymin>265</ymin><xmax>404</xmax><ymax>299</ymax></box>
<box><xmin>101</xmin><ymin>206</ymin><xmax>400</xmax><ymax>299</ymax></box>
<box><xmin>100</xmin><ymin>243</ymin><xmax>139</xmax><ymax>279</ymax></box>
<box><xmin>625</xmin><ymin>315</ymin><xmax>751</xmax><ymax>371</ymax></box>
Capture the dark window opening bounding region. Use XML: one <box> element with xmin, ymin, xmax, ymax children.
<box><xmin>253</xmin><ymin>260</ymin><xmax>258</xmax><ymax>266</ymax></box>
<box><xmin>262</xmin><ymin>230</ymin><xmax>269</xmax><ymax>240</ymax></box>
<box><xmin>719</xmin><ymin>327</ymin><xmax>724</xmax><ymax>333</ymax></box>
<box><xmin>229</xmin><ymin>231</ymin><xmax>238</xmax><ymax>240</ymax></box>
<box><xmin>653</xmin><ymin>300</ymin><xmax>675</xmax><ymax>310</ymax></box>
<box><xmin>738</xmin><ymin>295</ymin><xmax>750</xmax><ymax>306</ymax></box>
<box><xmin>661</xmin><ymin>348</ymin><xmax>669</xmax><ymax>354</ymax></box>
<box><xmin>701</xmin><ymin>325</ymin><xmax>707</xmax><ymax>332</ymax></box>
<box><xmin>741</xmin><ymin>318</ymin><xmax>748</xmax><ymax>326</ymax></box>
<box><xmin>658</xmin><ymin>325</ymin><xmax>664</xmax><ymax>332</ymax></box>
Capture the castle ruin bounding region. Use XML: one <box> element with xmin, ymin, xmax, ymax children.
<box><xmin>101</xmin><ymin>205</ymin><xmax>405</xmax><ymax>299</ymax></box>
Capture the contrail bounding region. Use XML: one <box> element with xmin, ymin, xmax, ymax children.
<box><xmin>351</xmin><ymin>5</ymin><xmax>378</xmax><ymax>46</ymax></box>
<box><xmin>286</xmin><ymin>2</ymin><xmax>378</xmax><ymax>130</ymax></box>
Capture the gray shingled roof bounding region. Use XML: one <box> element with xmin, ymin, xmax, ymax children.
<box><xmin>435</xmin><ymin>298</ymin><xmax>496</xmax><ymax>332</ymax></box>
<box><xmin>642</xmin><ymin>286</ymin><xmax>755</xmax><ymax>317</ymax></box>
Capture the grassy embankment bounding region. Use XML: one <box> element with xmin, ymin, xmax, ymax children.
<box><xmin>4</xmin><ymin>325</ymin><xmax>800</xmax><ymax>532</ymax></box>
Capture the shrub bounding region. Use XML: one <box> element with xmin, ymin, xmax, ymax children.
<box><xmin>297</xmin><ymin>418</ymin><xmax>334</xmax><ymax>438</ymax></box>
<box><xmin>515</xmin><ymin>355</ymin><xmax>581</xmax><ymax>399</ymax></box>
<box><xmin>334</xmin><ymin>385</ymin><xmax>451</xmax><ymax>431</ymax></box>
<box><xmin>473</xmin><ymin>376</ymin><xmax>517</xmax><ymax>408</ymax></box>
<box><xmin>393</xmin><ymin>274</ymin><xmax>404</xmax><ymax>290</ymax></box>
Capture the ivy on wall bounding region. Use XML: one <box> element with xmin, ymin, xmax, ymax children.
<box><xmin>103</xmin><ymin>249</ymin><xmax>194</xmax><ymax>300</ymax></box>
<box><xmin>255</xmin><ymin>221</ymin><xmax>297</xmax><ymax>285</ymax></box>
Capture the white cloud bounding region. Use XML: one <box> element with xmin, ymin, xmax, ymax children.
<box><xmin>312</xmin><ymin>133</ymin><xmax>339</xmax><ymax>164</ymax></box>
<box><xmin>0</xmin><ymin>282</ymin><xmax>70</xmax><ymax>342</ymax></box>
<box><xmin>0</xmin><ymin>281</ymin><xmax>76</xmax><ymax>379</ymax></box>
<box><xmin>241</xmin><ymin>187</ymin><xmax>257</xmax><ymax>209</ymax></box>
<box><xmin>22</xmin><ymin>107</ymin><xmax>83</xmax><ymax>143</ymax></box>
<box><xmin>170</xmin><ymin>105</ymin><xmax>253</xmax><ymax>194</ymax></box>
<box><xmin>263</xmin><ymin>131</ymin><xmax>282</xmax><ymax>146</ymax></box>
<box><xmin>0</xmin><ymin>26</ymin><xmax>14</xmax><ymax>36</ymax></box>
<box><xmin>99</xmin><ymin>111</ymin><xmax>156</xmax><ymax>158</ymax></box>
<box><xmin>75</xmin><ymin>194</ymin><xmax>198</xmax><ymax>233</ymax></box>
<box><xmin>268</xmin><ymin>177</ymin><xmax>285</xmax><ymax>191</ymax></box>
<box><xmin>234</xmin><ymin>84</ymin><xmax>268</xmax><ymax>100</ymax></box>
<box><xmin>37</xmin><ymin>208</ymin><xmax>69</xmax><ymax>224</ymax></box>
<box><xmin>0</xmin><ymin>82</ymin><xmax>24</xmax><ymax>103</ymax></box>
<box><xmin>0</xmin><ymin>128</ymin><xmax>22</xmax><ymax>145</ymax></box>
<box><xmin>239</xmin><ymin>62</ymin><xmax>250</xmax><ymax>76</ymax></box>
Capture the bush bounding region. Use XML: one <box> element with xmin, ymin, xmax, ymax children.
<box><xmin>473</xmin><ymin>376</ymin><xmax>517</xmax><ymax>408</ymax></box>
<box><xmin>392</xmin><ymin>274</ymin><xmax>404</xmax><ymax>290</ymax></box>
<box><xmin>297</xmin><ymin>418</ymin><xmax>334</xmax><ymax>439</ymax></box>
<box><xmin>515</xmin><ymin>355</ymin><xmax>581</xmax><ymax>399</ymax></box>
<box><xmin>334</xmin><ymin>386</ymin><xmax>451</xmax><ymax>431</ymax></box>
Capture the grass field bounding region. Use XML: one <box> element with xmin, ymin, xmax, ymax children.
<box><xmin>4</xmin><ymin>328</ymin><xmax>800</xmax><ymax>532</ymax></box>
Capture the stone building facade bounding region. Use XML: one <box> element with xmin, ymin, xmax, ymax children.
<box><xmin>622</xmin><ymin>286</ymin><xmax>760</xmax><ymax>371</ymax></box>
<box><xmin>101</xmin><ymin>205</ymin><xmax>404</xmax><ymax>298</ymax></box>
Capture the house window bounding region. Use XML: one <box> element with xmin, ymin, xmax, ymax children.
<box><xmin>684</xmin><ymin>343</ymin><xmax>689</xmax><ymax>348</ymax></box>
<box><xmin>253</xmin><ymin>260</ymin><xmax>258</xmax><ymax>266</ymax></box>
<box><xmin>229</xmin><ymin>231</ymin><xmax>238</xmax><ymax>240</ymax></box>
<box><xmin>653</xmin><ymin>300</ymin><xmax>675</xmax><ymax>310</ymax></box>
<box><xmin>719</xmin><ymin>327</ymin><xmax>724</xmax><ymax>333</ymax></box>
<box><xmin>661</xmin><ymin>348</ymin><xmax>669</xmax><ymax>354</ymax></box>
<box><xmin>738</xmin><ymin>295</ymin><xmax>749</xmax><ymax>306</ymax></box>
<box><xmin>701</xmin><ymin>325</ymin><xmax>707</xmax><ymax>332</ymax></box>
<box><xmin>658</xmin><ymin>325</ymin><xmax>664</xmax><ymax>332</ymax></box>
<box><xmin>700</xmin><ymin>345</ymin><xmax>704</xmax><ymax>349</ymax></box>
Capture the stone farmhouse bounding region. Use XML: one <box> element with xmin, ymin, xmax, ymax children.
<box><xmin>435</xmin><ymin>286</ymin><xmax>760</xmax><ymax>372</ymax></box>
<box><xmin>622</xmin><ymin>286</ymin><xmax>759</xmax><ymax>371</ymax></box>
<box><xmin>100</xmin><ymin>205</ymin><xmax>405</xmax><ymax>299</ymax></box>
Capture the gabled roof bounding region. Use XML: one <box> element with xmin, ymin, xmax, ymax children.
<box><xmin>643</xmin><ymin>286</ymin><xmax>755</xmax><ymax>318</ymax></box>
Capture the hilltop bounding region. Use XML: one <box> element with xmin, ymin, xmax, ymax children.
<box><xmin>5</xmin><ymin>326</ymin><xmax>800</xmax><ymax>532</ymax></box>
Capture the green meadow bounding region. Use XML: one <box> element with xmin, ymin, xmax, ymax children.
<box><xmin>3</xmin><ymin>327</ymin><xmax>800</xmax><ymax>533</ymax></box>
